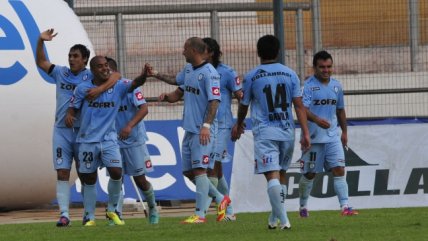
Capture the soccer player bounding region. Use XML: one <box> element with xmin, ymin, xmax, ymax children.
<box><xmin>156</xmin><ymin>37</ymin><xmax>231</xmax><ymax>223</ymax></box>
<box><xmin>106</xmin><ymin>57</ymin><xmax>159</xmax><ymax>224</ymax></box>
<box><xmin>231</xmin><ymin>35</ymin><xmax>310</xmax><ymax>230</ymax></box>
<box><xmin>36</xmin><ymin>29</ymin><xmax>120</xmax><ymax>227</ymax></box>
<box><xmin>298</xmin><ymin>50</ymin><xmax>358</xmax><ymax>217</ymax></box>
<box><xmin>65</xmin><ymin>56</ymin><xmax>148</xmax><ymax>226</ymax></box>
<box><xmin>202</xmin><ymin>37</ymin><xmax>242</xmax><ymax>221</ymax></box>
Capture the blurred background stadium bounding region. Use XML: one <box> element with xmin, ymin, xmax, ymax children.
<box><xmin>65</xmin><ymin>0</ymin><xmax>427</xmax><ymax>120</ymax></box>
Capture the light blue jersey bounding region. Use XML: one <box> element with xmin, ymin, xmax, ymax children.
<box><xmin>71</xmin><ymin>79</ymin><xmax>131</xmax><ymax>143</ymax></box>
<box><xmin>116</xmin><ymin>87</ymin><xmax>149</xmax><ymax>148</ymax></box>
<box><xmin>176</xmin><ymin>62</ymin><xmax>221</xmax><ymax>134</ymax></box>
<box><xmin>241</xmin><ymin>63</ymin><xmax>301</xmax><ymax>141</ymax></box>
<box><xmin>216</xmin><ymin>63</ymin><xmax>242</xmax><ymax>128</ymax></box>
<box><xmin>302</xmin><ymin>76</ymin><xmax>345</xmax><ymax>143</ymax></box>
<box><xmin>49</xmin><ymin>65</ymin><xmax>92</xmax><ymax>128</ymax></box>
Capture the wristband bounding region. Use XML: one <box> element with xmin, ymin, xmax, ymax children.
<box><xmin>202</xmin><ymin>123</ymin><xmax>211</xmax><ymax>129</ymax></box>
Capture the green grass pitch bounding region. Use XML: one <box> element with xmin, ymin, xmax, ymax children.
<box><xmin>0</xmin><ymin>207</ymin><xmax>426</xmax><ymax>241</ymax></box>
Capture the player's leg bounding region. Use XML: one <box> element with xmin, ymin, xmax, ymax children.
<box><xmin>265</xmin><ymin>171</ymin><xmax>286</xmax><ymax>229</ymax></box>
<box><xmin>52</xmin><ymin>127</ymin><xmax>77</xmax><ymax>227</ymax></box>
<box><xmin>78</xmin><ymin>142</ymin><xmax>101</xmax><ymax>226</ymax></box>
<box><xmin>254</xmin><ymin>139</ymin><xmax>286</xmax><ymax>229</ymax></box>
<box><xmin>103</xmin><ymin>141</ymin><xmax>124</xmax><ymax>225</ymax></box>
<box><xmin>125</xmin><ymin>144</ymin><xmax>159</xmax><ymax>224</ymax></box>
<box><xmin>215</xmin><ymin>128</ymin><xmax>236</xmax><ymax>220</ymax></box>
<box><xmin>204</xmin><ymin>133</ymin><xmax>230</xmax><ymax>221</ymax></box>
<box><xmin>205</xmin><ymin>151</ymin><xmax>218</xmax><ymax>211</ymax></box>
<box><xmin>180</xmin><ymin>132</ymin><xmax>207</xmax><ymax>223</ymax></box>
<box><xmin>325</xmin><ymin>141</ymin><xmax>358</xmax><ymax>215</ymax></box>
<box><xmin>298</xmin><ymin>144</ymin><xmax>324</xmax><ymax>217</ymax></box>
<box><xmin>277</xmin><ymin>140</ymin><xmax>295</xmax><ymax>228</ymax></box>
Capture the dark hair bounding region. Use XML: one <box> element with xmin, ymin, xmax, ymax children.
<box><xmin>202</xmin><ymin>37</ymin><xmax>222</xmax><ymax>68</ymax></box>
<box><xmin>312</xmin><ymin>50</ymin><xmax>333</xmax><ymax>67</ymax></box>
<box><xmin>187</xmin><ymin>37</ymin><xmax>206</xmax><ymax>54</ymax></box>
<box><xmin>89</xmin><ymin>56</ymin><xmax>106</xmax><ymax>70</ymax></box>
<box><xmin>105</xmin><ymin>56</ymin><xmax>118</xmax><ymax>72</ymax></box>
<box><xmin>257</xmin><ymin>35</ymin><xmax>279</xmax><ymax>60</ymax></box>
<box><xmin>69</xmin><ymin>44</ymin><xmax>90</xmax><ymax>65</ymax></box>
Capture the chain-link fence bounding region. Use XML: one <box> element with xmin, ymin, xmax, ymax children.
<box><xmin>69</xmin><ymin>0</ymin><xmax>428</xmax><ymax>119</ymax></box>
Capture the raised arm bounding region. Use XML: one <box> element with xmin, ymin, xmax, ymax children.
<box><xmin>36</xmin><ymin>29</ymin><xmax>57</xmax><ymax>73</ymax></box>
<box><xmin>86</xmin><ymin>72</ymin><xmax>121</xmax><ymax>101</ymax></box>
<box><xmin>129</xmin><ymin>64</ymin><xmax>150</xmax><ymax>92</ymax></box>
<box><xmin>145</xmin><ymin>64</ymin><xmax>178</xmax><ymax>85</ymax></box>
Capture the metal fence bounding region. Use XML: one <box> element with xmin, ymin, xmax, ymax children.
<box><xmin>69</xmin><ymin>0</ymin><xmax>428</xmax><ymax>120</ymax></box>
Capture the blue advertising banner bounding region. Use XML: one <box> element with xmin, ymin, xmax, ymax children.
<box><xmin>70</xmin><ymin>120</ymin><xmax>235</xmax><ymax>202</ymax></box>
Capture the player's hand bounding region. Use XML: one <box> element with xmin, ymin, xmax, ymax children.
<box><xmin>158</xmin><ymin>93</ymin><xmax>169</xmax><ymax>102</ymax></box>
<box><xmin>300</xmin><ymin>133</ymin><xmax>311</xmax><ymax>152</ymax></box>
<box><xmin>341</xmin><ymin>132</ymin><xmax>348</xmax><ymax>147</ymax></box>
<box><xmin>234</xmin><ymin>90</ymin><xmax>244</xmax><ymax>101</ymax></box>
<box><xmin>86</xmin><ymin>87</ymin><xmax>102</xmax><ymax>101</ymax></box>
<box><xmin>231</xmin><ymin>122</ymin><xmax>245</xmax><ymax>142</ymax></box>
<box><xmin>40</xmin><ymin>29</ymin><xmax>58</xmax><ymax>41</ymax></box>
<box><xmin>119</xmin><ymin>125</ymin><xmax>132</xmax><ymax>140</ymax></box>
<box><xmin>315</xmin><ymin>117</ymin><xmax>330</xmax><ymax>129</ymax></box>
<box><xmin>65</xmin><ymin>113</ymin><xmax>75</xmax><ymax>128</ymax></box>
<box><xmin>144</xmin><ymin>63</ymin><xmax>158</xmax><ymax>77</ymax></box>
<box><xmin>199</xmin><ymin>126</ymin><xmax>210</xmax><ymax>145</ymax></box>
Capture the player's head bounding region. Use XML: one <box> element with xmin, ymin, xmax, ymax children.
<box><xmin>312</xmin><ymin>50</ymin><xmax>333</xmax><ymax>82</ymax></box>
<box><xmin>183</xmin><ymin>37</ymin><xmax>206</xmax><ymax>64</ymax></box>
<box><xmin>68</xmin><ymin>44</ymin><xmax>90</xmax><ymax>73</ymax></box>
<box><xmin>105</xmin><ymin>56</ymin><xmax>118</xmax><ymax>72</ymax></box>
<box><xmin>257</xmin><ymin>35</ymin><xmax>279</xmax><ymax>61</ymax></box>
<box><xmin>202</xmin><ymin>37</ymin><xmax>222</xmax><ymax>68</ymax></box>
<box><xmin>90</xmin><ymin>56</ymin><xmax>110</xmax><ymax>82</ymax></box>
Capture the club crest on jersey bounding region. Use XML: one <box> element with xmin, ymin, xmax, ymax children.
<box><xmin>56</xmin><ymin>158</ymin><xmax>63</xmax><ymax>165</ymax></box>
<box><xmin>235</xmin><ymin>76</ymin><xmax>241</xmax><ymax>86</ymax></box>
<box><xmin>212</xmin><ymin>87</ymin><xmax>220</xmax><ymax>96</ymax></box>
<box><xmin>197</xmin><ymin>73</ymin><xmax>204</xmax><ymax>81</ymax></box>
<box><xmin>334</xmin><ymin>86</ymin><xmax>339</xmax><ymax>93</ymax></box>
<box><xmin>135</xmin><ymin>91</ymin><xmax>144</xmax><ymax>100</ymax></box>
<box><xmin>83</xmin><ymin>74</ymin><xmax>88</xmax><ymax>81</ymax></box>
<box><xmin>107</xmin><ymin>88</ymin><xmax>113</xmax><ymax>94</ymax></box>
<box><xmin>202</xmin><ymin>155</ymin><xmax>209</xmax><ymax>165</ymax></box>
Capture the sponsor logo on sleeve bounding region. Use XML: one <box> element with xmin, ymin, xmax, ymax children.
<box><xmin>212</xmin><ymin>87</ymin><xmax>220</xmax><ymax>96</ymax></box>
<box><xmin>235</xmin><ymin>76</ymin><xmax>241</xmax><ymax>86</ymax></box>
<box><xmin>202</xmin><ymin>155</ymin><xmax>209</xmax><ymax>165</ymax></box>
<box><xmin>135</xmin><ymin>91</ymin><xmax>144</xmax><ymax>100</ymax></box>
<box><xmin>145</xmin><ymin>160</ymin><xmax>152</xmax><ymax>168</ymax></box>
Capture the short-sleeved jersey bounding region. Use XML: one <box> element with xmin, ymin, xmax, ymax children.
<box><xmin>71</xmin><ymin>79</ymin><xmax>131</xmax><ymax>143</ymax></box>
<box><xmin>176</xmin><ymin>62</ymin><xmax>221</xmax><ymax>134</ymax></box>
<box><xmin>116</xmin><ymin>86</ymin><xmax>149</xmax><ymax>148</ymax></box>
<box><xmin>302</xmin><ymin>76</ymin><xmax>345</xmax><ymax>143</ymax></box>
<box><xmin>241</xmin><ymin>63</ymin><xmax>301</xmax><ymax>141</ymax></box>
<box><xmin>49</xmin><ymin>65</ymin><xmax>92</xmax><ymax>128</ymax></box>
<box><xmin>216</xmin><ymin>63</ymin><xmax>242</xmax><ymax>129</ymax></box>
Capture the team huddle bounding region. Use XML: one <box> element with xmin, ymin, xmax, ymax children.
<box><xmin>36</xmin><ymin>28</ymin><xmax>357</xmax><ymax>229</ymax></box>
